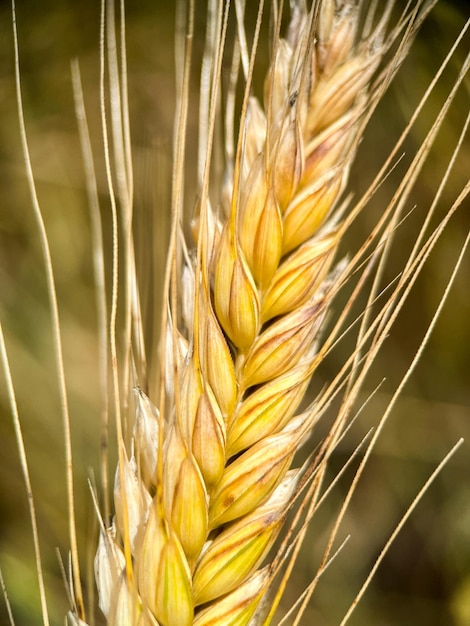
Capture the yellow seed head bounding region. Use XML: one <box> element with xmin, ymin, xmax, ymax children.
<box><xmin>318</xmin><ymin>2</ymin><xmax>358</xmax><ymax>76</ymax></box>
<box><xmin>193</xmin><ymin>507</ymin><xmax>282</xmax><ymax>604</ymax></box>
<box><xmin>271</xmin><ymin>116</ymin><xmax>304</xmax><ymax>211</ymax></box>
<box><xmin>192</xmin><ymin>568</ymin><xmax>270</xmax><ymax>626</ymax></box>
<box><xmin>163</xmin><ymin>426</ymin><xmax>208</xmax><ymax>561</ymax></box>
<box><xmin>94</xmin><ymin>526</ymin><xmax>125</xmax><ymax>619</ymax></box>
<box><xmin>199</xmin><ymin>303</ymin><xmax>237</xmax><ymax>417</ymax></box>
<box><xmin>282</xmin><ymin>169</ymin><xmax>344</xmax><ymax>254</ymax></box>
<box><xmin>264</xmin><ymin>38</ymin><xmax>292</xmax><ymax>124</ymax></box>
<box><xmin>133</xmin><ymin>389</ymin><xmax>160</xmax><ymax>487</ymax></box>
<box><xmin>243</xmin><ymin>97</ymin><xmax>267</xmax><ymax>178</ymax></box>
<box><xmin>137</xmin><ymin>504</ymin><xmax>193</xmax><ymax>626</ymax></box>
<box><xmin>192</xmin><ymin>386</ymin><xmax>226</xmax><ymax>490</ymax></box>
<box><xmin>308</xmin><ymin>55</ymin><xmax>379</xmax><ymax>132</ymax></box>
<box><xmin>108</xmin><ymin>572</ymin><xmax>142</xmax><ymax>626</ymax></box>
<box><xmin>214</xmin><ymin>225</ymin><xmax>260</xmax><ymax>351</ymax></box>
<box><xmin>238</xmin><ymin>161</ymin><xmax>283</xmax><ymax>288</ymax></box>
<box><xmin>113</xmin><ymin>454</ymin><xmax>151</xmax><ymax>554</ymax></box>
<box><xmin>88</xmin><ymin>2</ymin><xmax>411</xmax><ymax>623</ymax></box>
<box><xmin>209</xmin><ymin>415</ymin><xmax>306</xmax><ymax>527</ymax></box>
<box><xmin>170</xmin><ymin>455</ymin><xmax>208</xmax><ymax>562</ymax></box>
<box><xmin>302</xmin><ymin>108</ymin><xmax>358</xmax><ymax>183</ymax></box>
<box><xmin>261</xmin><ymin>231</ymin><xmax>337</xmax><ymax>322</ymax></box>
<box><xmin>227</xmin><ymin>363</ymin><xmax>312</xmax><ymax>457</ymax></box>
<box><xmin>177</xmin><ymin>357</ymin><xmax>203</xmax><ymax>444</ymax></box>
<box><xmin>240</xmin><ymin>301</ymin><xmax>324</xmax><ymax>389</ymax></box>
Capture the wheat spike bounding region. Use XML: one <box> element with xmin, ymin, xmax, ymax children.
<box><xmin>87</xmin><ymin>2</ymin><xmax>423</xmax><ymax>625</ymax></box>
<box><xmin>5</xmin><ymin>0</ymin><xmax>467</xmax><ymax>625</ymax></box>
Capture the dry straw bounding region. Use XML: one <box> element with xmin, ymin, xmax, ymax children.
<box><xmin>3</xmin><ymin>0</ymin><xmax>469</xmax><ymax>625</ymax></box>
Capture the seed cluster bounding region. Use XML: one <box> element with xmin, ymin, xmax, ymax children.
<box><xmin>90</xmin><ymin>2</ymin><xmax>389</xmax><ymax>625</ymax></box>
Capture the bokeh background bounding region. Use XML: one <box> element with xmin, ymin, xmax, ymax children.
<box><xmin>0</xmin><ymin>1</ymin><xmax>469</xmax><ymax>624</ymax></box>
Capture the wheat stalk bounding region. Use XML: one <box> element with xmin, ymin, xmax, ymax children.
<box><xmin>2</xmin><ymin>1</ymin><xmax>469</xmax><ymax>625</ymax></box>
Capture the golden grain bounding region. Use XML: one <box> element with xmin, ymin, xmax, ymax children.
<box><xmin>54</xmin><ymin>1</ymin><xmax>468</xmax><ymax>625</ymax></box>
<box><xmin>91</xmin><ymin>2</ymin><xmax>394</xmax><ymax>623</ymax></box>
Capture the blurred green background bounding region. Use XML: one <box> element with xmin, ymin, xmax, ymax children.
<box><xmin>0</xmin><ymin>1</ymin><xmax>469</xmax><ymax>625</ymax></box>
